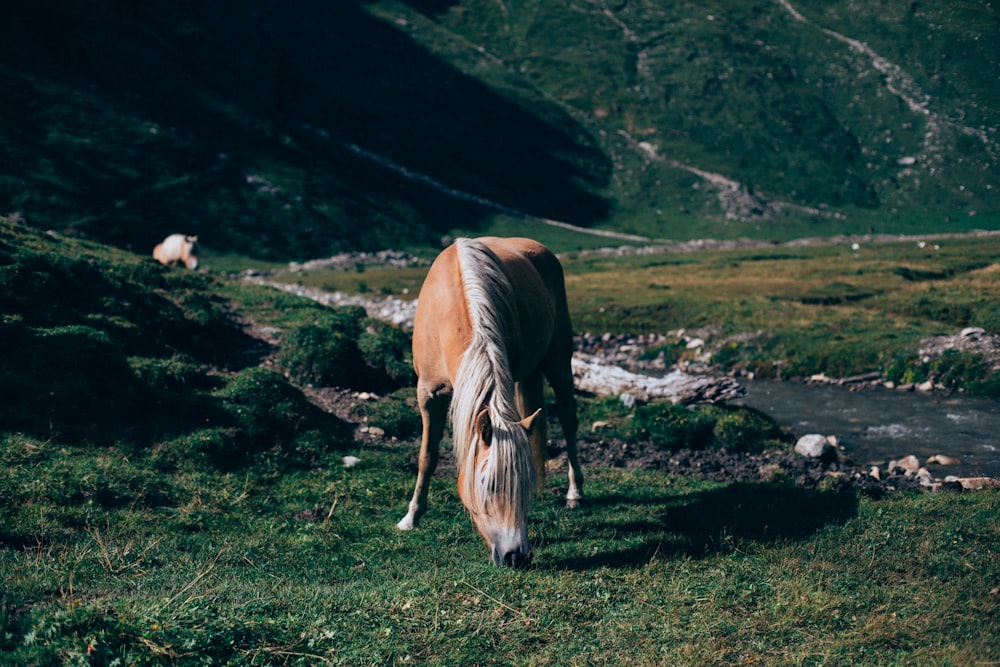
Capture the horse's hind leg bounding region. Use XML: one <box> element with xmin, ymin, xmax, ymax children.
<box><xmin>545</xmin><ymin>356</ymin><xmax>582</xmax><ymax>508</ymax></box>
<box><xmin>516</xmin><ymin>371</ymin><xmax>548</xmax><ymax>492</ymax></box>
<box><xmin>397</xmin><ymin>385</ymin><xmax>448</xmax><ymax>530</ymax></box>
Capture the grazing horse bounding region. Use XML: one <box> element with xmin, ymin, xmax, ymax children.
<box><xmin>397</xmin><ymin>237</ymin><xmax>582</xmax><ymax>567</ymax></box>
<box><xmin>153</xmin><ymin>234</ymin><xmax>199</xmax><ymax>269</ymax></box>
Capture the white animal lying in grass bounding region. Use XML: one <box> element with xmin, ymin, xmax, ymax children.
<box><xmin>153</xmin><ymin>234</ymin><xmax>199</xmax><ymax>269</ymax></box>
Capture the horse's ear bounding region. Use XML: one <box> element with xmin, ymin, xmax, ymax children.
<box><xmin>475</xmin><ymin>408</ymin><xmax>493</xmax><ymax>445</ymax></box>
<box><xmin>519</xmin><ymin>408</ymin><xmax>543</xmax><ymax>434</ymax></box>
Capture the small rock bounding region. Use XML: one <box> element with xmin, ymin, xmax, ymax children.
<box><xmin>342</xmin><ymin>456</ymin><xmax>361</xmax><ymax>468</ymax></box>
<box><xmin>794</xmin><ymin>434</ymin><xmax>833</xmax><ymax>459</ymax></box>
<box><xmin>888</xmin><ymin>455</ymin><xmax>921</xmax><ymax>475</ymax></box>
<box><xmin>960</xmin><ymin>327</ymin><xmax>985</xmax><ymax>338</ymax></box>
<box><xmin>620</xmin><ymin>393</ymin><xmax>636</xmax><ymax>409</ymax></box>
<box><xmin>953</xmin><ymin>477</ymin><xmax>1000</xmax><ymax>490</ymax></box>
<box><xmin>368</xmin><ymin>426</ymin><xmax>385</xmax><ymax>437</ymax></box>
<box><xmin>916</xmin><ymin>380</ymin><xmax>934</xmax><ymax>392</ymax></box>
<box><xmin>927</xmin><ymin>454</ymin><xmax>962</xmax><ymax>466</ymax></box>
<box><xmin>868</xmin><ymin>466</ymin><xmax>881</xmax><ymax>481</ymax></box>
<box><xmin>591</xmin><ymin>421</ymin><xmax>611</xmax><ymax>432</ymax></box>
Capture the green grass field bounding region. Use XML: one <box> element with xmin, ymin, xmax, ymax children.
<box><xmin>2</xmin><ymin>218</ymin><xmax>999</xmax><ymax>664</ymax></box>
<box><xmin>3</xmin><ymin>440</ymin><xmax>998</xmax><ymax>665</ymax></box>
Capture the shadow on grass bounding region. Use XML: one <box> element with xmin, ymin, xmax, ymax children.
<box><xmin>544</xmin><ymin>482</ymin><xmax>858</xmax><ymax>571</ymax></box>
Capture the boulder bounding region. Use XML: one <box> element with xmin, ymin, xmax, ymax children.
<box><xmin>794</xmin><ymin>434</ymin><xmax>833</xmax><ymax>459</ymax></box>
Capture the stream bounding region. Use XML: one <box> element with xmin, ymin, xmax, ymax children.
<box><xmin>741</xmin><ymin>380</ymin><xmax>1000</xmax><ymax>478</ymax></box>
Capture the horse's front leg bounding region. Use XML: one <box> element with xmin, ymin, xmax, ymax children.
<box><xmin>397</xmin><ymin>386</ymin><xmax>448</xmax><ymax>530</ymax></box>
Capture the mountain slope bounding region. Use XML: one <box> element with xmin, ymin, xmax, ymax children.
<box><xmin>400</xmin><ymin>0</ymin><xmax>998</xmax><ymax>236</ymax></box>
<box><xmin>0</xmin><ymin>0</ymin><xmax>996</xmax><ymax>258</ymax></box>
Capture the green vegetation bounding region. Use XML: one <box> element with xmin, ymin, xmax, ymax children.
<box><xmin>354</xmin><ymin>387</ymin><xmax>424</xmax><ymax>441</ymax></box>
<box><xmin>3</xmin><ymin>438</ymin><xmax>998</xmax><ymax>664</ymax></box>
<box><xmin>560</xmin><ymin>234</ymin><xmax>1000</xmax><ymax>394</ymax></box>
<box><xmin>3</xmin><ymin>0</ymin><xmax>999</xmax><ymax>660</ymax></box>
<box><xmin>2</xmin><ymin>218</ymin><xmax>999</xmax><ymax>663</ymax></box>
<box><xmin>577</xmin><ymin>397</ymin><xmax>788</xmax><ymax>455</ymax></box>
<box><xmin>277</xmin><ymin>307</ymin><xmax>414</xmax><ymax>392</ymax></box>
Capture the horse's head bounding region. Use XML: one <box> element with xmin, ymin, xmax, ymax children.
<box><xmin>459</xmin><ymin>407</ymin><xmax>541</xmax><ymax>567</ymax></box>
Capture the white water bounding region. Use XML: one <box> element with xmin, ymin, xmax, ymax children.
<box><xmin>742</xmin><ymin>380</ymin><xmax>1000</xmax><ymax>478</ymax></box>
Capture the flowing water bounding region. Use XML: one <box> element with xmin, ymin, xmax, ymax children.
<box><xmin>740</xmin><ymin>380</ymin><xmax>1000</xmax><ymax>478</ymax></box>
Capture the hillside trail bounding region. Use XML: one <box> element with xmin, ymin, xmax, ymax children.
<box><xmin>776</xmin><ymin>0</ymin><xmax>996</xmax><ymax>161</ymax></box>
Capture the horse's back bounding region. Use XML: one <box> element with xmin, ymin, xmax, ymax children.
<box><xmin>412</xmin><ymin>237</ymin><xmax>570</xmax><ymax>386</ymax></box>
<box><xmin>412</xmin><ymin>243</ymin><xmax>471</xmax><ymax>386</ymax></box>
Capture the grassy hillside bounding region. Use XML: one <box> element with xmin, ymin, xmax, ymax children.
<box><xmin>0</xmin><ymin>216</ymin><xmax>419</xmax><ymax>460</ymax></box>
<box><xmin>402</xmin><ymin>0</ymin><xmax>999</xmax><ymax>236</ymax></box>
<box><xmin>1</xmin><ymin>0</ymin><xmax>997</xmax><ymax>259</ymax></box>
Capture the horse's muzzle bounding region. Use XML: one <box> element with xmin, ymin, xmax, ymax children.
<box><xmin>493</xmin><ymin>544</ymin><xmax>533</xmax><ymax>568</ymax></box>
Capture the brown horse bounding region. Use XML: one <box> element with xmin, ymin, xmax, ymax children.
<box><xmin>397</xmin><ymin>237</ymin><xmax>582</xmax><ymax>567</ymax></box>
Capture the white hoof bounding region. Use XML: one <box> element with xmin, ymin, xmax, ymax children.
<box><xmin>397</xmin><ymin>516</ymin><xmax>415</xmax><ymax>531</ymax></box>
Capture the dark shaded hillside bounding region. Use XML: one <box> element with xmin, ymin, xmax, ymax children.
<box><xmin>0</xmin><ymin>0</ymin><xmax>609</xmax><ymax>258</ymax></box>
<box><xmin>0</xmin><ymin>216</ymin><xmax>363</xmax><ymax>467</ymax></box>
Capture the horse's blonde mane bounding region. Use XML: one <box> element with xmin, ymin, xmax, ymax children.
<box><xmin>451</xmin><ymin>239</ymin><xmax>535</xmax><ymax>515</ymax></box>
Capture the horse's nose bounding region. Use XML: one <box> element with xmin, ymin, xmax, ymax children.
<box><xmin>491</xmin><ymin>534</ymin><xmax>532</xmax><ymax>567</ymax></box>
<box><xmin>500</xmin><ymin>548</ymin><xmax>531</xmax><ymax>568</ymax></box>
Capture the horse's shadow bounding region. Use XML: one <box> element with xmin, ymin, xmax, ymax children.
<box><xmin>541</xmin><ymin>482</ymin><xmax>858</xmax><ymax>571</ymax></box>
